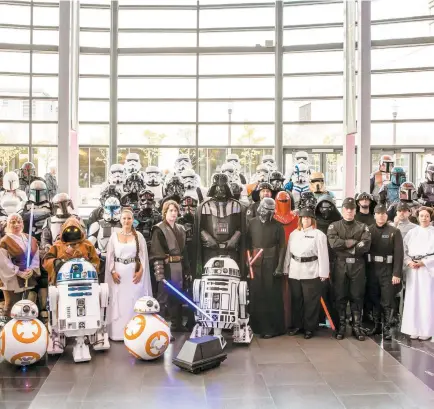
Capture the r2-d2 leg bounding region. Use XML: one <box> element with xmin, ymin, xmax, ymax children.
<box><xmin>47</xmin><ymin>286</ymin><xmax>64</xmax><ymax>355</ymax></box>
<box><xmin>93</xmin><ymin>283</ymin><xmax>110</xmax><ymax>351</ymax></box>
<box><xmin>233</xmin><ymin>281</ymin><xmax>253</xmax><ymax>344</ymax></box>
<box><xmin>73</xmin><ymin>336</ymin><xmax>91</xmax><ymax>363</ymax></box>
<box><xmin>190</xmin><ymin>278</ymin><xmax>211</xmax><ymax>339</ymax></box>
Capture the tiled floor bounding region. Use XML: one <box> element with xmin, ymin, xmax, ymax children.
<box><xmin>1</xmin><ymin>328</ymin><xmax>434</xmax><ymax>409</ymax></box>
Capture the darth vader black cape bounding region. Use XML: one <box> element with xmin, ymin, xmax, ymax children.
<box><xmin>192</xmin><ymin>197</ymin><xmax>246</xmax><ymax>279</ymax></box>
<box><xmin>246</xmin><ymin>217</ymin><xmax>286</xmax><ymax>337</ymax></box>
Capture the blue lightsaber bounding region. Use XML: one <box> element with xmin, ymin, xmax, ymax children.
<box><xmin>162</xmin><ymin>279</ymin><xmax>214</xmax><ymax>321</ymax></box>
<box><xmin>26</xmin><ymin>203</ymin><xmax>35</xmax><ymax>268</ymax></box>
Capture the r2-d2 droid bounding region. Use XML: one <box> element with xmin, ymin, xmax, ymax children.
<box><xmin>191</xmin><ymin>256</ymin><xmax>253</xmax><ymax>349</ymax></box>
<box><xmin>47</xmin><ymin>259</ymin><xmax>110</xmax><ymax>362</ymax></box>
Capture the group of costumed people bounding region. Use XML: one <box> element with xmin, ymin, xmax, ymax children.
<box><xmin>0</xmin><ymin>152</ymin><xmax>433</xmax><ymax>345</ymax></box>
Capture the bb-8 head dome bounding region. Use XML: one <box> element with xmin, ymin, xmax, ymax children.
<box><xmin>203</xmin><ymin>256</ymin><xmax>241</xmax><ymax>278</ymax></box>
<box><xmin>124</xmin><ymin>296</ymin><xmax>170</xmax><ymax>361</ymax></box>
<box><xmin>0</xmin><ymin>300</ymin><xmax>48</xmax><ymax>366</ymax></box>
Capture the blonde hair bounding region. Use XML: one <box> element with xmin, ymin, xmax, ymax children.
<box><xmin>297</xmin><ymin>216</ymin><xmax>316</xmax><ymax>231</ymax></box>
<box><xmin>6</xmin><ymin>213</ymin><xmax>23</xmax><ymax>234</ymax></box>
<box><xmin>162</xmin><ymin>200</ymin><xmax>180</xmax><ymax>221</ymax></box>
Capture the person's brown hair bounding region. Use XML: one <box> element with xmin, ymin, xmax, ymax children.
<box><xmin>417</xmin><ymin>206</ymin><xmax>433</xmax><ymax>221</ymax></box>
<box><xmin>162</xmin><ymin>200</ymin><xmax>180</xmax><ymax>221</ymax></box>
<box><xmin>121</xmin><ymin>207</ymin><xmax>141</xmax><ymax>273</ymax></box>
<box><xmin>297</xmin><ymin>216</ymin><xmax>317</xmax><ymax>231</ymax></box>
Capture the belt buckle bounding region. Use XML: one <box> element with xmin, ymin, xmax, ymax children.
<box><xmin>374</xmin><ymin>256</ymin><xmax>383</xmax><ymax>262</ymax></box>
<box><xmin>124</xmin><ymin>260</ymin><xmax>128</xmax><ymax>264</ymax></box>
<box><xmin>346</xmin><ymin>258</ymin><xmax>355</xmax><ymax>264</ymax></box>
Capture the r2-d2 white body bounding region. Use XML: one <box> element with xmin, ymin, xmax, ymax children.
<box><xmin>191</xmin><ymin>256</ymin><xmax>253</xmax><ymax>349</ymax></box>
<box><xmin>47</xmin><ymin>259</ymin><xmax>110</xmax><ymax>362</ymax></box>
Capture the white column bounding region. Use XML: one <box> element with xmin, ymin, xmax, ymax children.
<box><xmin>57</xmin><ymin>0</ymin><xmax>72</xmax><ymax>194</ymax></box>
<box><xmin>109</xmin><ymin>1</ymin><xmax>119</xmax><ymax>166</ymax></box>
<box><xmin>343</xmin><ymin>0</ymin><xmax>357</xmax><ymax>198</ymax></box>
<box><xmin>275</xmin><ymin>0</ymin><xmax>283</xmax><ymax>169</ymax></box>
<box><xmin>356</xmin><ymin>0</ymin><xmax>371</xmax><ymax>194</ymax></box>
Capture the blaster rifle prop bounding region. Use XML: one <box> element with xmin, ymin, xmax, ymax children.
<box><xmin>162</xmin><ymin>279</ymin><xmax>213</xmax><ymax>321</ymax></box>
<box><xmin>246</xmin><ymin>249</ymin><xmax>264</xmax><ymax>279</ymax></box>
<box><xmin>23</xmin><ymin>203</ymin><xmax>35</xmax><ymax>299</ymax></box>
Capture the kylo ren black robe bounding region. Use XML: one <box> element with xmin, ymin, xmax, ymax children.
<box><xmin>246</xmin><ymin>217</ymin><xmax>286</xmax><ymax>336</ymax></box>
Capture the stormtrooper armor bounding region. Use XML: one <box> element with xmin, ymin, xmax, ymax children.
<box><xmin>417</xmin><ymin>163</ymin><xmax>434</xmax><ymax>206</ymax></box>
<box><xmin>0</xmin><ymin>171</ymin><xmax>28</xmax><ymax>214</ymax></box>
<box><xmin>225</xmin><ymin>153</ymin><xmax>247</xmax><ymax>184</ymax></box>
<box><xmin>287</xmin><ymin>163</ymin><xmax>310</xmax><ymax>205</ymax></box>
<box><xmin>191</xmin><ymin>256</ymin><xmax>253</xmax><ymax>349</ymax></box>
<box><xmin>144</xmin><ymin>166</ymin><xmax>164</xmax><ymax>204</ymax></box>
<box><xmin>100</xmin><ymin>164</ymin><xmax>126</xmax><ymax>196</ymax></box>
<box><xmin>124</xmin><ymin>153</ymin><xmax>143</xmax><ymax>176</ymax></box>
<box><xmin>262</xmin><ymin>155</ymin><xmax>277</xmax><ymax>172</ymax></box>
<box><xmin>295</xmin><ymin>151</ymin><xmax>310</xmax><ymax>165</ymax></box>
<box><xmin>47</xmin><ymin>259</ymin><xmax>110</xmax><ymax>362</ymax></box>
<box><xmin>174</xmin><ymin>154</ymin><xmax>193</xmax><ymax>175</ymax></box>
<box><xmin>221</xmin><ymin>163</ymin><xmax>248</xmax><ymax>204</ymax></box>
<box><xmin>180</xmin><ymin>168</ymin><xmax>206</xmax><ymax>203</ymax></box>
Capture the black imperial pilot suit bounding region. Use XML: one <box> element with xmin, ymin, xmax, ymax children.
<box><xmin>366</xmin><ymin>209</ymin><xmax>403</xmax><ymax>339</ymax></box>
<box><xmin>327</xmin><ymin>199</ymin><xmax>371</xmax><ymax>341</ymax></box>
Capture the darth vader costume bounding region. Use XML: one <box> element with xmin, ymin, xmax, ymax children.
<box><xmin>246</xmin><ymin>198</ymin><xmax>286</xmax><ymax>338</ymax></box>
<box><xmin>193</xmin><ymin>173</ymin><xmax>245</xmax><ymax>278</ymax></box>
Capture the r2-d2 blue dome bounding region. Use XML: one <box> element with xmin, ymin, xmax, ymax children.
<box><xmin>56</xmin><ymin>258</ymin><xmax>98</xmax><ymax>284</ymax></box>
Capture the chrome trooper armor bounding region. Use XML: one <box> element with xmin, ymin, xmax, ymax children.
<box><xmin>180</xmin><ymin>168</ymin><xmax>206</xmax><ymax>203</ymax></box>
<box><xmin>144</xmin><ymin>165</ymin><xmax>164</xmax><ymax>204</ymax></box>
<box><xmin>191</xmin><ymin>256</ymin><xmax>253</xmax><ymax>349</ymax></box>
<box><xmin>225</xmin><ymin>153</ymin><xmax>247</xmax><ymax>184</ymax></box>
<box><xmin>88</xmin><ymin>197</ymin><xmax>122</xmax><ymax>260</ymax></box>
<box><xmin>262</xmin><ymin>155</ymin><xmax>277</xmax><ymax>172</ymax></box>
<box><xmin>47</xmin><ymin>259</ymin><xmax>110</xmax><ymax>362</ymax></box>
<box><xmin>0</xmin><ymin>171</ymin><xmax>28</xmax><ymax>214</ymax></box>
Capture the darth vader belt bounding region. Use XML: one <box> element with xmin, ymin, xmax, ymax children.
<box><xmin>114</xmin><ymin>257</ymin><xmax>136</xmax><ymax>265</ymax></box>
<box><xmin>165</xmin><ymin>255</ymin><xmax>183</xmax><ymax>263</ymax></box>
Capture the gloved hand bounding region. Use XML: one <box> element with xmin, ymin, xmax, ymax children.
<box><xmin>273</xmin><ymin>269</ymin><xmax>283</xmax><ymax>277</ymax></box>
<box><xmin>226</xmin><ymin>231</ymin><xmax>241</xmax><ymax>250</ymax></box>
<box><xmin>200</xmin><ymin>231</ymin><xmax>219</xmax><ymax>248</ymax></box>
<box><xmin>53</xmin><ymin>259</ymin><xmax>65</xmax><ymax>273</ymax></box>
<box><xmin>345</xmin><ymin>240</ymin><xmax>357</xmax><ymax>248</ymax></box>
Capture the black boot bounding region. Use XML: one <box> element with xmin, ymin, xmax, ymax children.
<box><xmin>336</xmin><ymin>310</ymin><xmax>347</xmax><ymax>340</ymax></box>
<box><xmin>383</xmin><ymin>308</ymin><xmax>392</xmax><ymax>341</ymax></box>
<box><xmin>352</xmin><ymin>311</ymin><xmax>365</xmax><ymax>341</ymax></box>
<box><xmin>367</xmin><ymin>308</ymin><xmax>382</xmax><ymax>336</ymax></box>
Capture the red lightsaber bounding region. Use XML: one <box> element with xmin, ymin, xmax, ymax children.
<box><xmin>247</xmin><ymin>249</ymin><xmax>264</xmax><ymax>279</ymax></box>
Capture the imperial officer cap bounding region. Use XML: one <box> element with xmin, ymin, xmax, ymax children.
<box><xmin>374</xmin><ymin>204</ymin><xmax>387</xmax><ymax>214</ymax></box>
<box><xmin>396</xmin><ymin>202</ymin><xmax>410</xmax><ymax>212</ymax></box>
<box><xmin>342</xmin><ymin>197</ymin><xmax>357</xmax><ymax>209</ymax></box>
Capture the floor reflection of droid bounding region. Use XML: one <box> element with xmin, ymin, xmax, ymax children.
<box><xmin>47</xmin><ymin>259</ymin><xmax>110</xmax><ymax>362</ymax></box>
<box><xmin>191</xmin><ymin>256</ymin><xmax>253</xmax><ymax>349</ymax></box>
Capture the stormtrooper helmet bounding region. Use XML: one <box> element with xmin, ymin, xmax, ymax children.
<box><xmin>103</xmin><ymin>196</ymin><xmax>121</xmax><ymax>222</ymax></box>
<box><xmin>52</xmin><ymin>192</ymin><xmax>74</xmax><ymax>218</ymax></box>
<box><xmin>293</xmin><ymin>163</ymin><xmax>309</xmax><ymax>184</ymax></box>
<box><xmin>257</xmin><ymin>197</ymin><xmax>276</xmax><ymax>223</ymax></box>
<box><xmin>109</xmin><ymin>164</ymin><xmax>125</xmax><ymax>185</ymax></box>
<box><xmin>226</xmin><ymin>154</ymin><xmax>241</xmax><ymax>171</ymax></box>
<box><xmin>3</xmin><ymin>171</ymin><xmax>19</xmax><ymax>191</ymax></box>
<box><xmin>180</xmin><ymin>168</ymin><xmax>197</xmax><ymax>190</ymax></box>
<box><xmin>174</xmin><ymin>154</ymin><xmax>192</xmax><ymax>174</ymax></box>
<box><xmin>295</xmin><ymin>151</ymin><xmax>309</xmax><ymax>165</ymax></box>
<box><xmin>262</xmin><ymin>155</ymin><xmax>277</xmax><ymax>171</ymax></box>
<box><xmin>145</xmin><ymin>166</ymin><xmax>162</xmax><ymax>187</ymax></box>
<box><xmin>221</xmin><ymin>163</ymin><xmax>236</xmax><ymax>183</ymax></box>
<box><xmin>28</xmin><ymin>180</ymin><xmax>49</xmax><ymax>204</ymax></box>
<box><xmin>309</xmin><ymin>171</ymin><xmax>325</xmax><ymax>194</ymax></box>
<box><xmin>125</xmin><ymin>153</ymin><xmax>142</xmax><ymax>175</ymax></box>
<box><xmin>255</xmin><ymin>164</ymin><xmax>269</xmax><ymax>183</ymax></box>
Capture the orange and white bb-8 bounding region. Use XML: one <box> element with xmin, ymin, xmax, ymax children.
<box><xmin>0</xmin><ymin>300</ymin><xmax>48</xmax><ymax>366</ymax></box>
<box><xmin>124</xmin><ymin>296</ymin><xmax>171</xmax><ymax>361</ymax></box>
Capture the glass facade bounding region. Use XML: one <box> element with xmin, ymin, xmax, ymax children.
<box><xmin>1</xmin><ymin>0</ymin><xmax>434</xmax><ymax>205</ymax></box>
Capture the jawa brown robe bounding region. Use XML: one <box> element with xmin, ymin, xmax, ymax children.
<box><xmin>43</xmin><ymin>217</ymin><xmax>100</xmax><ymax>285</ymax></box>
<box><xmin>273</xmin><ymin>191</ymin><xmax>299</xmax><ymax>328</ymax></box>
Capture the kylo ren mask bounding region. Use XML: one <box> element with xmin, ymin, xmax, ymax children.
<box><xmin>257</xmin><ymin>197</ymin><xmax>276</xmax><ymax>224</ymax></box>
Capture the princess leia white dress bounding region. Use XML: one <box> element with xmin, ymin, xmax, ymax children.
<box><xmin>104</xmin><ymin>231</ymin><xmax>152</xmax><ymax>341</ymax></box>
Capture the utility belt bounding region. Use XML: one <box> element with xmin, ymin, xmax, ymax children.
<box><xmin>165</xmin><ymin>255</ymin><xmax>183</xmax><ymax>264</ymax></box>
<box><xmin>114</xmin><ymin>257</ymin><xmax>136</xmax><ymax>265</ymax></box>
<box><xmin>337</xmin><ymin>256</ymin><xmax>364</xmax><ymax>264</ymax></box>
<box><xmin>291</xmin><ymin>254</ymin><xmax>318</xmax><ymax>263</ymax></box>
<box><xmin>367</xmin><ymin>254</ymin><xmax>393</xmax><ymax>264</ymax></box>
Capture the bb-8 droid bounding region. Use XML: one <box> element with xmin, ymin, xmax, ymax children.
<box><xmin>47</xmin><ymin>258</ymin><xmax>110</xmax><ymax>363</ymax></box>
<box><xmin>124</xmin><ymin>296</ymin><xmax>171</xmax><ymax>361</ymax></box>
<box><xmin>0</xmin><ymin>300</ymin><xmax>48</xmax><ymax>366</ymax></box>
<box><xmin>190</xmin><ymin>256</ymin><xmax>253</xmax><ymax>349</ymax></box>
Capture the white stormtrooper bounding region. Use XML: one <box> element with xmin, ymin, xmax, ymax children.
<box><xmin>124</xmin><ymin>153</ymin><xmax>144</xmax><ymax>178</ymax></box>
<box><xmin>289</xmin><ymin>162</ymin><xmax>310</xmax><ymax>205</ymax></box>
<box><xmin>295</xmin><ymin>151</ymin><xmax>310</xmax><ymax>166</ymax></box>
<box><xmin>221</xmin><ymin>163</ymin><xmax>248</xmax><ymax>205</ymax></box>
<box><xmin>100</xmin><ymin>164</ymin><xmax>126</xmax><ymax>197</ymax></box>
<box><xmin>0</xmin><ymin>171</ymin><xmax>27</xmax><ymax>214</ymax></box>
<box><xmin>47</xmin><ymin>258</ymin><xmax>110</xmax><ymax>362</ymax></box>
<box><xmin>191</xmin><ymin>256</ymin><xmax>253</xmax><ymax>349</ymax></box>
<box><xmin>225</xmin><ymin>153</ymin><xmax>247</xmax><ymax>184</ymax></box>
<box><xmin>180</xmin><ymin>168</ymin><xmax>207</xmax><ymax>203</ymax></box>
<box><xmin>261</xmin><ymin>155</ymin><xmax>277</xmax><ymax>172</ymax></box>
<box><xmin>174</xmin><ymin>154</ymin><xmax>193</xmax><ymax>175</ymax></box>
<box><xmin>144</xmin><ymin>165</ymin><xmax>165</xmax><ymax>204</ymax></box>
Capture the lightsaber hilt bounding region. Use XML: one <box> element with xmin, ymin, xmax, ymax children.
<box><xmin>162</xmin><ymin>279</ymin><xmax>214</xmax><ymax>321</ymax></box>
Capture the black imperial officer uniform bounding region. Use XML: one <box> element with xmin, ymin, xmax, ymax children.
<box><xmin>327</xmin><ymin>197</ymin><xmax>371</xmax><ymax>341</ymax></box>
<box><xmin>366</xmin><ymin>204</ymin><xmax>403</xmax><ymax>340</ymax></box>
